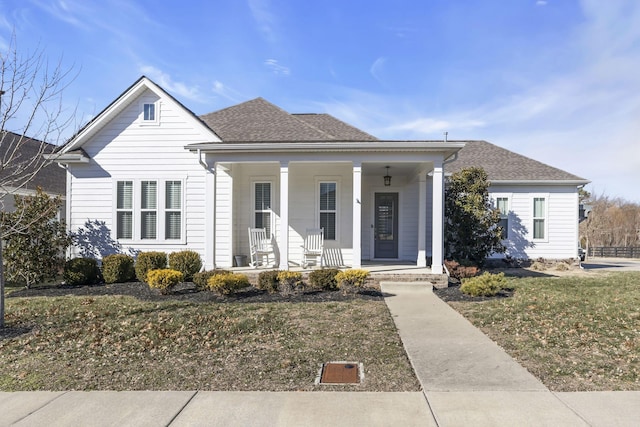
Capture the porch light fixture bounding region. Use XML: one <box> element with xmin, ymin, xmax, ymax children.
<box><xmin>384</xmin><ymin>166</ymin><xmax>392</xmax><ymax>186</ymax></box>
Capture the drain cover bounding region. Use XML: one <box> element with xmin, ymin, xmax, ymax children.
<box><xmin>318</xmin><ymin>362</ymin><xmax>362</xmax><ymax>384</ymax></box>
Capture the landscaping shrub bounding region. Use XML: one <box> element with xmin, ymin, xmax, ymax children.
<box><xmin>256</xmin><ymin>270</ymin><xmax>281</xmax><ymax>293</ymax></box>
<box><xmin>147</xmin><ymin>269</ymin><xmax>184</xmax><ymax>295</ymax></box>
<box><xmin>335</xmin><ymin>269</ymin><xmax>370</xmax><ymax>294</ymax></box>
<box><xmin>460</xmin><ymin>272</ymin><xmax>507</xmax><ymax>297</ymax></box>
<box><xmin>444</xmin><ymin>259</ymin><xmax>480</xmax><ymax>280</ymax></box>
<box><xmin>135</xmin><ymin>251</ymin><xmax>167</xmax><ymax>282</ymax></box>
<box><xmin>63</xmin><ymin>257</ymin><xmax>101</xmax><ymax>286</ymax></box>
<box><xmin>276</xmin><ymin>271</ymin><xmax>304</xmax><ymax>296</ymax></box>
<box><xmin>101</xmin><ymin>254</ymin><xmax>135</xmax><ymax>284</ymax></box>
<box><xmin>207</xmin><ymin>272</ymin><xmax>250</xmax><ymax>295</ymax></box>
<box><xmin>168</xmin><ymin>250</ymin><xmax>202</xmax><ymax>282</ymax></box>
<box><xmin>193</xmin><ymin>269</ymin><xmax>230</xmax><ymax>291</ymax></box>
<box><xmin>308</xmin><ymin>268</ymin><xmax>340</xmax><ymax>291</ymax></box>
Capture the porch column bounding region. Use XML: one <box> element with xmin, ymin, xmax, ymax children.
<box><xmin>205</xmin><ymin>162</ymin><xmax>215</xmax><ymax>269</ymax></box>
<box><xmin>279</xmin><ymin>161</ymin><xmax>289</xmax><ymax>270</ymax></box>
<box><xmin>352</xmin><ymin>162</ymin><xmax>362</xmax><ymax>268</ymax></box>
<box><xmin>431</xmin><ymin>160</ymin><xmax>444</xmax><ymax>274</ymax></box>
<box><xmin>417</xmin><ymin>170</ymin><xmax>427</xmax><ymax>267</ymax></box>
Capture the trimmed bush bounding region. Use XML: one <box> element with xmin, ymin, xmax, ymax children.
<box><xmin>276</xmin><ymin>271</ymin><xmax>304</xmax><ymax>296</ymax></box>
<box><xmin>135</xmin><ymin>251</ymin><xmax>167</xmax><ymax>283</ymax></box>
<box><xmin>208</xmin><ymin>272</ymin><xmax>250</xmax><ymax>295</ymax></box>
<box><xmin>460</xmin><ymin>272</ymin><xmax>507</xmax><ymax>297</ymax></box>
<box><xmin>335</xmin><ymin>269</ymin><xmax>370</xmax><ymax>294</ymax></box>
<box><xmin>256</xmin><ymin>270</ymin><xmax>281</xmax><ymax>293</ymax></box>
<box><xmin>308</xmin><ymin>268</ymin><xmax>340</xmax><ymax>291</ymax></box>
<box><xmin>147</xmin><ymin>269</ymin><xmax>184</xmax><ymax>295</ymax></box>
<box><xmin>101</xmin><ymin>254</ymin><xmax>135</xmax><ymax>284</ymax></box>
<box><xmin>193</xmin><ymin>269</ymin><xmax>230</xmax><ymax>291</ymax></box>
<box><xmin>63</xmin><ymin>257</ymin><xmax>101</xmax><ymax>286</ymax></box>
<box><xmin>168</xmin><ymin>250</ymin><xmax>202</xmax><ymax>282</ymax></box>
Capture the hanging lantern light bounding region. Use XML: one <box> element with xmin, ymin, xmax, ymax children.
<box><xmin>384</xmin><ymin>166</ymin><xmax>392</xmax><ymax>186</ymax></box>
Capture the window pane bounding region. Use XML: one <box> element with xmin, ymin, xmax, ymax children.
<box><xmin>165</xmin><ymin>212</ymin><xmax>181</xmax><ymax>239</ymax></box>
<box><xmin>117</xmin><ymin>212</ymin><xmax>132</xmax><ymax>239</ymax></box>
<box><xmin>533</xmin><ymin>219</ymin><xmax>545</xmax><ymax>239</ymax></box>
<box><xmin>534</xmin><ymin>198</ymin><xmax>545</xmax><ymax>217</ymax></box>
<box><xmin>499</xmin><ymin>218</ymin><xmax>508</xmax><ymax>239</ymax></box>
<box><xmin>141</xmin><ymin>211</ymin><xmax>157</xmax><ymax>239</ymax></box>
<box><xmin>117</xmin><ymin>181</ymin><xmax>133</xmax><ymax>209</ymax></box>
<box><xmin>320</xmin><ymin>212</ymin><xmax>336</xmax><ymax>240</ymax></box>
<box><xmin>144</xmin><ymin>103</ymin><xmax>155</xmax><ymax>121</ymax></box>
<box><xmin>497</xmin><ymin>198</ymin><xmax>508</xmax><ymax>215</ymax></box>
<box><xmin>255</xmin><ymin>183</ymin><xmax>271</xmax><ymax>210</ymax></box>
<box><xmin>255</xmin><ymin>212</ymin><xmax>271</xmax><ymax>236</ymax></box>
<box><xmin>166</xmin><ymin>181</ymin><xmax>181</xmax><ymax>209</ymax></box>
<box><xmin>320</xmin><ymin>183</ymin><xmax>336</xmax><ymax>210</ymax></box>
<box><xmin>141</xmin><ymin>181</ymin><xmax>157</xmax><ymax>209</ymax></box>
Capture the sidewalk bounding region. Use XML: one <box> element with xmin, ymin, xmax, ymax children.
<box><xmin>2</xmin><ymin>283</ymin><xmax>639</xmax><ymax>426</ymax></box>
<box><xmin>381</xmin><ymin>282</ymin><xmax>640</xmax><ymax>427</ymax></box>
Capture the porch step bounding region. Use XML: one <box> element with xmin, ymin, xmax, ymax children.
<box><xmin>369</xmin><ymin>273</ymin><xmax>448</xmax><ymax>289</ymax></box>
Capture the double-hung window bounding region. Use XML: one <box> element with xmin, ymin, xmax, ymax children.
<box><xmin>533</xmin><ymin>197</ymin><xmax>546</xmax><ymax>240</ymax></box>
<box><xmin>319</xmin><ymin>182</ymin><xmax>337</xmax><ymax>240</ymax></box>
<box><xmin>254</xmin><ymin>182</ymin><xmax>272</xmax><ymax>236</ymax></box>
<box><xmin>496</xmin><ymin>197</ymin><xmax>509</xmax><ymax>239</ymax></box>
<box><xmin>116</xmin><ymin>181</ymin><xmax>133</xmax><ymax>239</ymax></box>
<box><xmin>165</xmin><ymin>181</ymin><xmax>182</xmax><ymax>239</ymax></box>
<box><xmin>115</xmin><ymin>179</ymin><xmax>183</xmax><ymax>241</ymax></box>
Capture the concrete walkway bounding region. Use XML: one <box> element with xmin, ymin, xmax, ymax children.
<box><xmin>381</xmin><ymin>282</ymin><xmax>640</xmax><ymax>427</ymax></box>
<box><xmin>2</xmin><ymin>282</ymin><xmax>639</xmax><ymax>426</ymax></box>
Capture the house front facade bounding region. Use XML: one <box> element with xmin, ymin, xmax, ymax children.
<box><xmin>53</xmin><ymin>77</ymin><xmax>588</xmax><ymax>273</ymax></box>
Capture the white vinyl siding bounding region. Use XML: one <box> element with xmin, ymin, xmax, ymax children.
<box><xmin>254</xmin><ymin>182</ymin><xmax>272</xmax><ymax>237</ymax></box>
<box><xmin>319</xmin><ymin>181</ymin><xmax>337</xmax><ymax>240</ymax></box>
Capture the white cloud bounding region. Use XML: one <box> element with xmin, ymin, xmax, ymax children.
<box><xmin>211</xmin><ymin>80</ymin><xmax>244</xmax><ymax>103</ymax></box>
<box><xmin>264</xmin><ymin>59</ymin><xmax>290</xmax><ymax>76</ymax></box>
<box><xmin>248</xmin><ymin>0</ymin><xmax>277</xmax><ymax>43</ymax></box>
<box><xmin>536</xmin><ymin>1</ymin><xmax>548</xmax><ymax>6</ymax></box>
<box><xmin>139</xmin><ymin>65</ymin><xmax>204</xmax><ymax>102</ymax></box>
<box><xmin>369</xmin><ymin>57</ymin><xmax>387</xmax><ymax>84</ymax></box>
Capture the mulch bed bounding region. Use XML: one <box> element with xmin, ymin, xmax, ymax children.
<box><xmin>7</xmin><ymin>281</ymin><xmax>385</xmax><ymax>304</ymax></box>
<box><xmin>433</xmin><ymin>280</ymin><xmax>514</xmax><ymax>302</ymax></box>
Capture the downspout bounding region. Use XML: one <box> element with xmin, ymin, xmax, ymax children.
<box><xmin>198</xmin><ymin>149</ymin><xmax>216</xmax><ymax>269</ymax></box>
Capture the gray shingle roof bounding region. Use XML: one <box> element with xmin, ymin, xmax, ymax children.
<box><xmin>200</xmin><ymin>98</ymin><xmax>377</xmax><ymax>142</ymax></box>
<box><xmin>447</xmin><ymin>140</ymin><xmax>588</xmax><ymax>182</ymax></box>
<box><xmin>0</xmin><ymin>131</ymin><xmax>65</xmax><ymax>195</ymax></box>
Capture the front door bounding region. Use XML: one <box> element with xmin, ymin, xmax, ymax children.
<box><xmin>374</xmin><ymin>192</ymin><xmax>399</xmax><ymax>258</ymax></box>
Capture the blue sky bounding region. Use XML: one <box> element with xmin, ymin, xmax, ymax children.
<box><xmin>1</xmin><ymin>0</ymin><xmax>639</xmax><ymax>202</ymax></box>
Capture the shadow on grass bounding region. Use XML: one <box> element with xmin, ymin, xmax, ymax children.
<box><xmin>0</xmin><ymin>325</ymin><xmax>33</xmax><ymax>341</ymax></box>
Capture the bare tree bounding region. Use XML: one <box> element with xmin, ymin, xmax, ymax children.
<box><xmin>0</xmin><ymin>35</ymin><xmax>77</xmax><ymax>327</ymax></box>
<box><xmin>580</xmin><ymin>194</ymin><xmax>640</xmax><ymax>253</ymax></box>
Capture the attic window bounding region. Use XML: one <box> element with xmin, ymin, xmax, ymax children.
<box><xmin>141</xmin><ymin>102</ymin><xmax>159</xmax><ymax>125</ymax></box>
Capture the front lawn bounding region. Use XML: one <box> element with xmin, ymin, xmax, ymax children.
<box><xmin>0</xmin><ymin>285</ymin><xmax>420</xmax><ymax>392</ymax></box>
<box><xmin>444</xmin><ymin>271</ymin><xmax>640</xmax><ymax>391</ymax></box>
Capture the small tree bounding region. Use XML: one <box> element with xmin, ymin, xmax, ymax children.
<box><xmin>444</xmin><ymin>167</ymin><xmax>505</xmax><ymax>265</ymax></box>
<box><xmin>0</xmin><ymin>188</ymin><xmax>71</xmax><ymax>288</ymax></box>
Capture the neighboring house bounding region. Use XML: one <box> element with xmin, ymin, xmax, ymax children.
<box><xmin>52</xmin><ymin>76</ymin><xmax>588</xmax><ymax>273</ymax></box>
<box><xmin>0</xmin><ymin>131</ymin><xmax>66</xmax><ymax>217</ymax></box>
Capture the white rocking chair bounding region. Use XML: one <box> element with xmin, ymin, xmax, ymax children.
<box><xmin>301</xmin><ymin>228</ymin><xmax>324</xmax><ymax>268</ymax></box>
<box><xmin>248</xmin><ymin>228</ymin><xmax>276</xmax><ymax>268</ymax></box>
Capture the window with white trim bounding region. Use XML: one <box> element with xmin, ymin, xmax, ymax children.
<box><xmin>319</xmin><ymin>182</ymin><xmax>337</xmax><ymax>240</ymax></box>
<box><xmin>254</xmin><ymin>182</ymin><xmax>272</xmax><ymax>236</ymax></box>
<box><xmin>116</xmin><ymin>181</ymin><xmax>133</xmax><ymax>239</ymax></box>
<box><xmin>533</xmin><ymin>197</ymin><xmax>546</xmax><ymax>239</ymax></box>
<box><xmin>165</xmin><ymin>181</ymin><xmax>182</xmax><ymax>240</ymax></box>
<box><xmin>143</xmin><ymin>103</ymin><xmax>155</xmax><ymax>121</ymax></box>
<box><xmin>115</xmin><ymin>179</ymin><xmax>183</xmax><ymax>241</ymax></box>
<box><xmin>496</xmin><ymin>197</ymin><xmax>509</xmax><ymax>239</ymax></box>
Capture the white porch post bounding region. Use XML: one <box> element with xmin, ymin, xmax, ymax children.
<box><xmin>204</xmin><ymin>162</ymin><xmax>216</xmax><ymax>269</ymax></box>
<box><xmin>417</xmin><ymin>170</ymin><xmax>427</xmax><ymax>267</ymax></box>
<box><xmin>431</xmin><ymin>160</ymin><xmax>444</xmax><ymax>274</ymax></box>
<box><xmin>279</xmin><ymin>161</ymin><xmax>289</xmax><ymax>270</ymax></box>
<box><xmin>352</xmin><ymin>162</ymin><xmax>362</xmax><ymax>268</ymax></box>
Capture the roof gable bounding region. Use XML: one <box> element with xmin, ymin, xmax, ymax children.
<box><xmin>62</xmin><ymin>76</ymin><xmax>219</xmax><ymax>153</ymax></box>
<box><xmin>447</xmin><ymin>140</ymin><xmax>588</xmax><ymax>183</ymax></box>
<box><xmin>200</xmin><ymin>98</ymin><xmax>377</xmax><ymax>142</ymax></box>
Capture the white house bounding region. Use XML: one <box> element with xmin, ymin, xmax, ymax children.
<box><xmin>53</xmin><ymin>77</ymin><xmax>588</xmax><ymax>273</ymax></box>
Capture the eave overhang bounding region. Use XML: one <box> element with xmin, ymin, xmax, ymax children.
<box><xmin>44</xmin><ymin>151</ymin><xmax>90</xmax><ymax>164</ymax></box>
<box><xmin>490</xmin><ymin>179</ymin><xmax>591</xmax><ymax>186</ymax></box>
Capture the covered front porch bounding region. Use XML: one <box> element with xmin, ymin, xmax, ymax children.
<box><xmin>191</xmin><ymin>140</ymin><xmax>464</xmax><ymax>275</ymax></box>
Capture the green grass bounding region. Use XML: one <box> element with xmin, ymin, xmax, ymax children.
<box><xmin>449</xmin><ymin>271</ymin><xmax>640</xmax><ymax>391</ymax></box>
<box><xmin>0</xmin><ymin>294</ymin><xmax>419</xmax><ymax>392</ymax></box>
